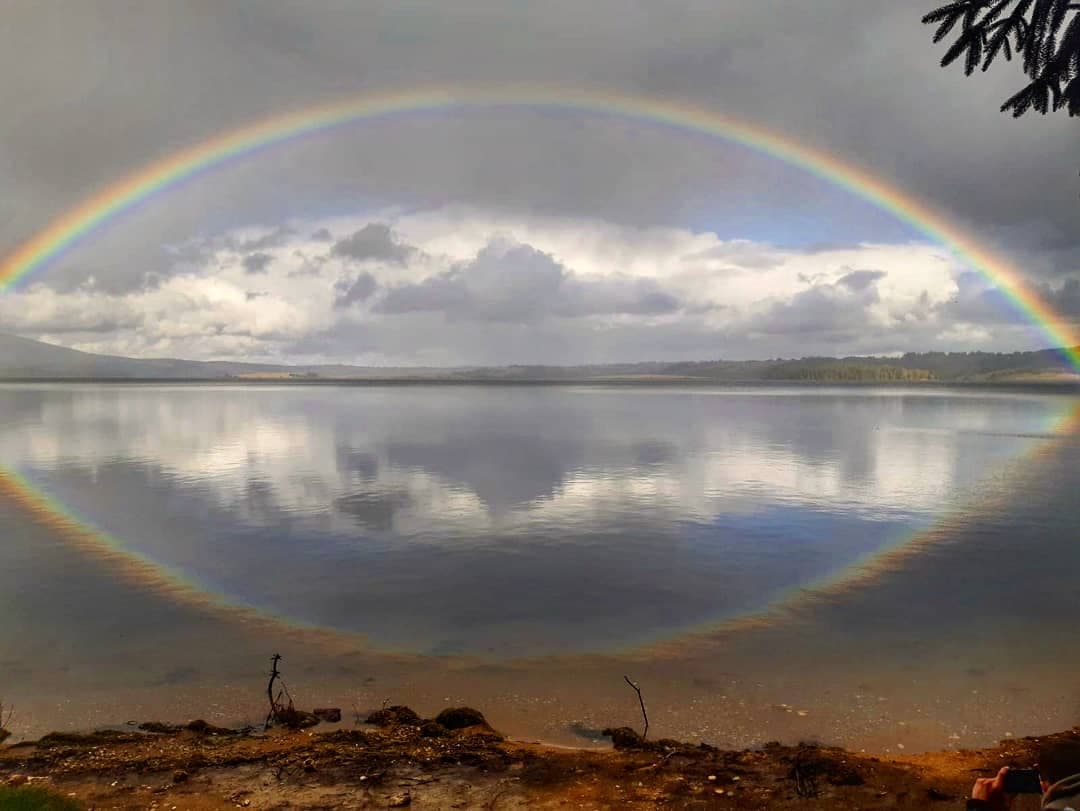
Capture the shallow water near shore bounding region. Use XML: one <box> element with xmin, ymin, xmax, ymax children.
<box><xmin>1</xmin><ymin>383</ymin><xmax>1078</xmax><ymax>752</ymax></box>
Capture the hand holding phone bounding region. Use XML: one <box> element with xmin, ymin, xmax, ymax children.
<box><xmin>1002</xmin><ymin>768</ymin><xmax>1042</xmax><ymax>794</ymax></box>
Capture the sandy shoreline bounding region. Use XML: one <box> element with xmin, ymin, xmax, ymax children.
<box><xmin>2</xmin><ymin>706</ymin><xmax>1076</xmax><ymax>809</ymax></box>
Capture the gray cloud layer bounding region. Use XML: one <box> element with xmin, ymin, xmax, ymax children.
<box><xmin>0</xmin><ymin>1</ymin><xmax>1076</xmax><ymax>363</ymax></box>
<box><xmin>377</xmin><ymin>239</ymin><xmax>681</xmax><ymax>322</ymax></box>
<box><xmin>1</xmin><ymin>211</ymin><xmax>1074</xmax><ymax>366</ymax></box>
<box><xmin>756</xmin><ymin>272</ymin><xmax>883</xmax><ymax>339</ymax></box>
<box><xmin>331</xmin><ymin>224</ymin><xmax>416</xmax><ymax>265</ymax></box>
<box><xmin>335</xmin><ymin>272</ymin><xmax>379</xmax><ymax>308</ymax></box>
<box><xmin>242</xmin><ymin>252</ymin><xmax>274</xmax><ymax>274</ymax></box>
<box><xmin>2</xmin><ymin>3</ymin><xmax>1076</xmax><ymax>257</ymax></box>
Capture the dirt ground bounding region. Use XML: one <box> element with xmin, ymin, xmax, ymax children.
<box><xmin>2</xmin><ymin>708</ymin><xmax>1075</xmax><ymax>810</ymax></box>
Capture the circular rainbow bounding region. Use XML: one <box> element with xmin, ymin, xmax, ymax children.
<box><xmin>0</xmin><ymin>85</ymin><xmax>1079</xmax><ymax>654</ymax></box>
<box><xmin>0</xmin><ymin>84</ymin><xmax>1077</xmax><ymax>369</ymax></box>
<box><xmin>3</xmin><ymin>393</ymin><xmax>1077</xmax><ymax>659</ymax></box>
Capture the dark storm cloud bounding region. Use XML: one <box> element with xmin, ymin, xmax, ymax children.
<box><xmin>240</xmin><ymin>225</ymin><xmax>296</xmax><ymax>252</ymax></box>
<box><xmin>937</xmin><ymin>270</ymin><xmax>1019</xmax><ymax>326</ymax></box>
<box><xmin>378</xmin><ymin>275</ymin><xmax>468</xmax><ymax>317</ymax></box>
<box><xmin>378</xmin><ymin>241</ymin><xmax>561</xmax><ymax>322</ymax></box>
<box><xmin>242</xmin><ymin>252</ymin><xmax>274</xmax><ymax>274</ymax></box>
<box><xmin>334</xmin><ymin>271</ymin><xmax>379</xmax><ymax>308</ymax></box>
<box><xmin>283</xmin><ymin>319</ymin><xmax>376</xmax><ymax>358</ymax></box>
<box><xmin>377</xmin><ymin>239</ymin><xmax>682</xmax><ymax>322</ymax></box>
<box><xmin>837</xmin><ymin>269</ymin><xmax>888</xmax><ymax>291</ymax></box>
<box><xmin>1041</xmin><ymin>278</ymin><xmax>1080</xmax><ymax>318</ymax></box>
<box><xmin>2</xmin><ymin>2</ymin><xmax>1075</xmax><ymax>272</ymax></box>
<box><xmin>756</xmin><ymin>271</ymin><xmax>885</xmax><ymax>337</ymax></box>
<box><xmin>331</xmin><ymin>224</ymin><xmax>416</xmax><ymax>265</ymax></box>
<box><xmin>310</xmin><ymin>228</ymin><xmax>334</xmax><ymax>242</ymax></box>
<box><xmin>558</xmin><ymin>275</ymin><xmax>681</xmax><ymax>316</ymax></box>
<box><xmin>945</xmin><ymin>274</ymin><xmax>1080</xmax><ymax>329</ymax></box>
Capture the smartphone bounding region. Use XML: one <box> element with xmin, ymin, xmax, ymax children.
<box><xmin>1003</xmin><ymin>768</ymin><xmax>1042</xmax><ymax>794</ymax></box>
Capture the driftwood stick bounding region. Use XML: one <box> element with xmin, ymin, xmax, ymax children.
<box><xmin>265</xmin><ymin>653</ymin><xmax>282</xmax><ymax>730</ymax></box>
<box><xmin>623</xmin><ymin>675</ymin><xmax>649</xmax><ymax>740</ymax></box>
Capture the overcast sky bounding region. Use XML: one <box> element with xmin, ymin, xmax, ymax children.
<box><xmin>0</xmin><ymin>1</ymin><xmax>1076</xmax><ymax>365</ymax></box>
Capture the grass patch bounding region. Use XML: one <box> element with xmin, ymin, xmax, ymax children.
<box><xmin>0</xmin><ymin>785</ymin><xmax>83</xmax><ymax>810</ymax></box>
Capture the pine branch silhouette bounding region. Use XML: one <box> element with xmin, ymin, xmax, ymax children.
<box><xmin>923</xmin><ymin>0</ymin><xmax>1080</xmax><ymax>116</ymax></box>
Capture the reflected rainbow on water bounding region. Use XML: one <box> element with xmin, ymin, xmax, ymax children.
<box><xmin>0</xmin><ymin>464</ymin><xmax>382</xmax><ymax>653</ymax></box>
<box><xmin>1</xmin><ymin>394</ymin><xmax>1077</xmax><ymax>659</ymax></box>
<box><xmin>630</xmin><ymin>398</ymin><xmax>1080</xmax><ymax>658</ymax></box>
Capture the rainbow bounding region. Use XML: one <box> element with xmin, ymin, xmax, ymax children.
<box><xmin>633</xmin><ymin>397</ymin><xmax>1080</xmax><ymax>659</ymax></box>
<box><xmin>4</xmin><ymin>394</ymin><xmax>1078</xmax><ymax>662</ymax></box>
<box><xmin>0</xmin><ymin>467</ymin><xmax>299</xmax><ymax>629</ymax></box>
<box><xmin>1</xmin><ymin>85</ymin><xmax>1079</xmax><ymax>655</ymax></box>
<box><xmin>0</xmin><ymin>84</ymin><xmax>1077</xmax><ymax>368</ymax></box>
<box><xmin>0</xmin><ymin>464</ymin><xmax>407</xmax><ymax>658</ymax></box>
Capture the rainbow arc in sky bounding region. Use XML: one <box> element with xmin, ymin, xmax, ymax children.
<box><xmin>0</xmin><ymin>85</ymin><xmax>1078</xmax><ymax>647</ymax></box>
<box><xmin>0</xmin><ymin>84</ymin><xmax>1076</xmax><ymax>369</ymax></box>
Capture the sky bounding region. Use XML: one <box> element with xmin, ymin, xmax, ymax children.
<box><xmin>0</xmin><ymin>1</ymin><xmax>1077</xmax><ymax>366</ymax></box>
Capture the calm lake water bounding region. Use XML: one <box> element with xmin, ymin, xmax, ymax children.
<box><xmin>1</xmin><ymin>383</ymin><xmax>1078</xmax><ymax>751</ymax></box>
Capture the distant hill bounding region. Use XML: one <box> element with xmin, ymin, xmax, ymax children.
<box><xmin>0</xmin><ymin>332</ymin><xmax>217</xmax><ymax>378</ymax></box>
<box><xmin>0</xmin><ymin>332</ymin><xmax>460</xmax><ymax>380</ymax></box>
<box><xmin>0</xmin><ymin>332</ymin><xmax>1077</xmax><ymax>384</ymax></box>
<box><xmin>659</xmin><ymin>349</ymin><xmax>1080</xmax><ymax>383</ymax></box>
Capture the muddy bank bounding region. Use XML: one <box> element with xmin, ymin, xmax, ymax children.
<box><xmin>3</xmin><ymin>706</ymin><xmax>1078</xmax><ymax>809</ymax></box>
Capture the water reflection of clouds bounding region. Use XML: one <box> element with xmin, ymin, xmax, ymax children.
<box><xmin>0</xmin><ymin>385</ymin><xmax>1071</xmax><ymax>653</ymax></box>
<box><xmin>3</xmin><ymin>386</ymin><xmax>1061</xmax><ymax>534</ymax></box>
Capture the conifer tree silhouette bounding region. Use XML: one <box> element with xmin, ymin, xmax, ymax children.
<box><xmin>923</xmin><ymin>0</ymin><xmax>1080</xmax><ymax>117</ymax></box>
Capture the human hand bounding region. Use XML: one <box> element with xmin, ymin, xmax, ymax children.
<box><xmin>971</xmin><ymin>766</ymin><xmax>1015</xmax><ymax>810</ymax></box>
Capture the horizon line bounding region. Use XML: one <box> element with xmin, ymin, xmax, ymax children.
<box><xmin>2</xmin><ymin>329</ymin><xmax>1079</xmax><ymax>373</ymax></box>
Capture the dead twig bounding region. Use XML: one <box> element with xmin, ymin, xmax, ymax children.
<box><xmin>0</xmin><ymin>700</ymin><xmax>12</xmax><ymax>744</ymax></box>
<box><xmin>623</xmin><ymin>675</ymin><xmax>649</xmax><ymax>740</ymax></box>
<box><xmin>635</xmin><ymin>750</ymin><xmax>676</xmax><ymax>772</ymax></box>
<box><xmin>264</xmin><ymin>653</ymin><xmax>299</xmax><ymax>730</ymax></box>
<box><xmin>265</xmin><ymin>654</ymin><xmax>283</xmax><ymax>730</ymax></box>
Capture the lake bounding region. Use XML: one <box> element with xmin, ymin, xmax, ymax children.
<box><xmin>1</xmin><ymin>383</ymin><xmax>1078</xmax><ymax>751</ymax></box>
